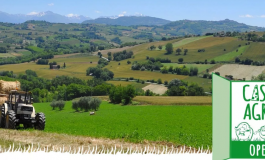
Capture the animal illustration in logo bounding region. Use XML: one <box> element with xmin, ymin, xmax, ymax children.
<box><xmin>256</xmin><ymin>126</ymin><xmax>265</xmax><ymax>140</ymax></box>
<box><xmin>235</xmin><ymin>122</ymin><xmax>253</xmax><ymax>141</ymax></box>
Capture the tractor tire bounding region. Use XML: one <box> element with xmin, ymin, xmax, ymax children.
<box><xmin>34</xmin><ymin>112</ymin><xmax>45</xmax><ymax>130</ymax></box>
<box><xmin>0</xmin><ymin>106</ymin><xmax>5</xmax><ymax>128</ymax></box>
<box><xmin>5</xmin><ymin>110</ymin><xmax>16</xmax><ymax>129</ymax></box>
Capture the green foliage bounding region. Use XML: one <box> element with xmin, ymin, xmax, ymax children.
<box><xmin>111</xmin><ymin>37</ymin><xmax>122</xmax><ymax>44</ymax></box>
<box><xmin>77</xmin><ymin>97</ymin><xmax>102</xmax><ymax>112</ymax></box>
<box><xmin>165</xmin><ymin>43</ymin><xmax>173</xmax><ymax>54</ymax></box>
<box><xmin>109</xmin><ymin>85</ymin><xmax>136</xmax><ymax>105</ymax></box>
<box><xmin>86</xmin><ymin>67</ymin><xmax>114</xmax><ymax>81</ymax></box>
<box><xmin>50</xmin><ymin>100</ymin><xmax>66</xmax><ymax>110</ymax></box>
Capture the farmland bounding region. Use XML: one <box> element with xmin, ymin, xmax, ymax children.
<box><xmin>212</xmin><ymin>64</ymin><xmax>265</xmax><ymax>80</ymax></box>
<box><xmin>33</xmin><ymin>101</ymin><xmax>212</xmax><ymax>149</ymax></box>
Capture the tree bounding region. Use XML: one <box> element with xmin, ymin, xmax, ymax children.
<box><xmin>210</xmin><ymin>60</ymin><xmax>215</xmax><ymax>64</ymax></box>
<box><xmin>150</xmin><ymin>45</ymin><xmax>156</xmax><ymax>50</ymax></box>
<box><xmin>127</xmin><ymin>60</ymin><xmax>131</xmax><ymax>64</ymax></box>
<box><xmin>235</xmin><ymin>57</ymin><xmax>240</xmax><ymax>63</ymax></box>
<box><xmin>205</xmin><ymin>59</ymin><xmax>208</xmax><ymax>64</ymax></box>
<box><xmin>157</xmin><ymin>78</ymin><xmax>162</xmax><ymax>84</ymax></box>
<box><xmin>176</xmin><ymin>48</ymin><xmax>182</xmax><ymax>55</ymax></box>
<box><xmin>184</xmin><ymin>49</ymin><xmax>188</xmax><ymax>55</ymax></box>
<box><xmin>165</xmin><ymin>43</ymin><xmax>173</xmax><ymax>54</ymax></box>
<box><xmin>158</xmin><ymin>45</ymin><xmax>162</xmax><ymax>50</ymax></box>
<box><xmin>149</xmin><ymin>39</ymin><xmax>154</xmax><ymax>42</ymax></box>
<box><xmin>63</xmin><ymin>62</ymin><xmax>66</xmax><ymax>68</ymax></box>
<box><xmin>178</xmin><ymin>58</ymin><xmax>184</xmax><ymax>63</ymax></box>
<box><xmin>168</xmin><ymin>79</ymin><xmax>183</xmax><ymax>89</ymax></box>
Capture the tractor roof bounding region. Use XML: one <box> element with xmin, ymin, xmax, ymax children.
<box><xmin>9</xmin><ymin>90</ymin><xmax>32</xmax><ymax>94</ymax></box>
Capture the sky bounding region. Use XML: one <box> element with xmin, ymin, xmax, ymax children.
<box><xmin>0</xmin><ymin>0</ymin><xmax>265</xmax><ymax>27</ymax></box>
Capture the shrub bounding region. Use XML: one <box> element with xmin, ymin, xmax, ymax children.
<box><xmin>203</xmin><ymin>73</ymin><xmax>209</xmax><ymax>78</ymax></box>
<box><xmin>78</xmin><ymin>97</ymin><xmax>101</xmax><ymax>112</ymax></box>
<box><xmin>129</xmin><ymin>77</ymin><xmax>134</xmax><ymax>80</ymax></box>
<box><xmin>50</xmin><ymin>100</ymin><xmax>65</xmax><ymax>110</ymax></box>
<box><xmin>72</xmin><ymin>100</ymin><xmax>79</xmax><ymax>111</ymax></box>
<box><xmin>141</xmin><ymin>80</ymin><xmax>145</xmax><ymax>84</ymax></box>
<box><xmin>164</xmin><ymin>80</ymin><xmax>168</xmax><ymax>85</ymax></box>
<box><xmin>157</xmin><ymin>79</ymin><xmax>162</xmax><ymax>84</ymax></box>
<box><xmin>50</xmin><ymin>100</ymin><xmax>57</xmax><ymax>110</ymax></box>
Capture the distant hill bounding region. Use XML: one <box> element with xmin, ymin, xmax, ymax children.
<box><xmin>82</xmin><ymin>16</ymin><xmax>171</xmax><ymax>26</ymax></box>
<box><xmin>0</xmin><ymin>11</ymin><xmax>91</xmax><ymax>24</ymax></box>
<box><xmin>157</xmin><ymin>19</ymin><xmax>265</xmax><ymax>36</ymax></box>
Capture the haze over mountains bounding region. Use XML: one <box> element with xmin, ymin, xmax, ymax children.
<box><xmin>0</xmin><ymin>11</ymin><xmax>264</xmax><ymax>34</ymax></box>
<box><xmin>0</xmin><ymin>11</ymin><xmax>92</xmax><ymax>23</ymax></box>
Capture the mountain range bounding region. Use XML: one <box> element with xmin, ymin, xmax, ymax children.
<box><xmin>0</xmin><ymin>11</ymin><xmax>92</xmax><ymax>23</ymax></box>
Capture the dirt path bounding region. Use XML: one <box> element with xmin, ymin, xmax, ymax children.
<box><xmin>0</xmin><ymin>129</ymin><xmax>208</xmax><ymax>153</ymax></box>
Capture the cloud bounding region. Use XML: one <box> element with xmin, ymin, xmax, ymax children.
<box><xmin>239</xmin><ymin>14</ymin><xmax>253</xmax><ymax>18</ymax></box>
<box><xmin>135</xmin><ymin>12</ymin><xmax>144</xmax><ymax>16</ymax></box>
<box><xmin>95</xmin><ymin>11</ymin><xmax>100</xmax><ymax>13</ymax></box>
<box><xmin>260</xmin><ymin>15</ymin><xmax>265</xmax><ymax>18</ymax></box>
<box><xmin>118</xmin><ymin>11</ymin><xmax>127</xmax><ymax>17</ymax></box>
<box><xmin>66</xmin><ymin>13</ymin><xmax>79</xmax><ymax>18</ymax></box>
<box><xmin>48</xmin><ymin>3</ymin><xmax>54</xmax><ymax>6</ymax></box>
<box><xmin>27</xmin><ymin>12</ymin><xmax>39</xmax><ymax>15</ymax></box>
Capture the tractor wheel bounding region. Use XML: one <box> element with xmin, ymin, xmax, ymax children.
<box><xmin>34</xmin><ymin>112</ymin><xmax>45</xmax><ymax>130</ymax></box>
<box><xmin>0</xmin><ymin>106</ymin><xmax>5</xmax><ymax>128</ymax></box>
<box><xmin>5</xmin><ymin>110</ymin><xmax>16</xmax><ymax>129</ymax></box>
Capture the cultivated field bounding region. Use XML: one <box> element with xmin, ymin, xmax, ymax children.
<box><xmin>142</xmin><ymin>84</ymin><xmax>168</xmax><ymax>95</ymax></box>
<box><xmin>105</xmin><ymin>61</ymin><xmax>188</xmax><ymax>81</ymax></box>
<box><xmin>0</xmin><ymin>56</ymin><xmax>99</xmax><ymax>80</ymax></box>
<box><xmin>33</xmin><ymin>101</ymin><xmax>212</xmax><ymax>149</ymax></box>
<box><xmin>183</xmin><ymin>76</ymin><xmax>212</xmax><ymax>92</ymax></box>
<box><xmin>107</xmin><ymin>81</ymin><xmax>148</xmax><ymax>89</ymax></box>
<box><xmin>212</xmin><ymin>64</ymin><xmax>265</xmax><ymax>80</ymax></box>
<box><xmin>212</xmin><ymin>45</ymin><xmax>248</xmax><ymax>61</ymax></box>
<box><xmin>133</xmin><ymin>96</ymin><xmax>212</xmax><ymax>105</ymax></box>
<box><xmin>240</xmin><ymin>42</ymin><xmax>265</xmax><ymax>61</ymax></box>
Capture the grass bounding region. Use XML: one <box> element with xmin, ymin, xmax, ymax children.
<box><xmin>34</xmin><ymin>101</ymin><xmax>212</xmax><ymax>148</ymax></box>
<box><xmin>26</xmin><ymin>46</ymin><xmax>43</xmax><ymax>52</ymax></box>
<box><xmin>132</xmin><ymin>96</ymin><xmax>212</xmax><ymax>105</ymax></box>
<box><xmin>212</xmin><ymin>45</ymin><xmax>248</xmax><ymax>61</ymax></box>
<box><xmin>240</xmin><ymin>42</ymin><xmax>265</xmax><ymax>61</ymax></box>
<box><xmin>128</xmin><ymin>37</ymin><xmax>247</xmax><ymax>63</ymax></box>
<box><xmin>105</xmin><ymin>61</ymin><xmax>188</xmax><ymax>81</ymax></box>
<box><xmin>162</xmin><ymin>63</ymin><xmax>215</xmax><ymax>73</ymax></box>
<box><xmin>183</xmin><ymin>76</ymin><xmax>212</xmax><ymax>92</ymax></box>
<box><xmin>0</xmin><ymin>56</ymin><xmax>99</xmax><ymax>80</ymax></box>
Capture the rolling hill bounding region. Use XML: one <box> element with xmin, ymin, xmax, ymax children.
<box><xmin>82</xmin><ymin>16</ymin><xmax>171</xmax><ymax>26</ymax></box>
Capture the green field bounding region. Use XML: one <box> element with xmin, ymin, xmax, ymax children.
<box><xmin>183</xmin><ymin>76</ymin><xmax>212</xmax><ymax>92</ymax></box>
<box><xmin>0</xmin><ymin>56</ymin><xmax>99</xmax><ymax>80</ymax></box>
<box><xmin>162</xmin><ymin>63</ymin><xmax>215</xmax><ymax>73</ymax></box>
<box><xmin>212</xmin><ymin>45</ymin><xmax>248</xmax><ymax>61</ymax></box>
<box><xmin>241</xmin><ymin>42</ymin><xmax>265</xmax><ymax>61</ymax></box>
<box><xmin>34</xmin><ymin>101</ymin><xmax>212</xmax><ymax>148</ymax></box>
